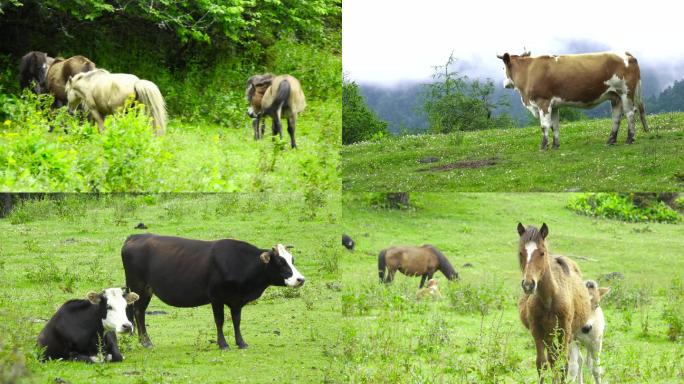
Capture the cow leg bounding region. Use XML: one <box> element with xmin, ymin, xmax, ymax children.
<box><xmin>551</xmin><ymin>108</ymin><xmax>560</xmax><ymax>149</ymax></box>
<box><xmin>623</xmin><ymin>97</ymin><xmax>637</xmax><ymax>144</ymax></box>
<box><xmin>287</xmin><ymin>115</ymin><xmax>297</xmax><ymax>148</ymax></box>
<box><xmin>211</xmin><ymin>301</ymin><xmax>229</xmax><ymax>350</ymax></box>
<box><xmin>230</xmin><ymin>306</ymin><xmax>248</xmax><ymax>349</ymax></box>
<box><xmin>538</xmin><ymin>107</ymin><xmax>552</xmax><ymax>150</ymax></box>
<box><xmin>103</xmin><ymin>332</ymin><xmax>124</xmax><ymax>362</ymax></box>
<box><xmin>607</xmin><ymin>99</ymin><xmax>622</xmax><ymax>145</ymax></box>
<box><xmin>419</xmin><ymin>274</ymin><xmax>428</xmax><ymax>288</ymax></box>
<box><xmin>133</xmin><ymin>293</ymin><xmax>153</xmax><ymax>348</ymax></box>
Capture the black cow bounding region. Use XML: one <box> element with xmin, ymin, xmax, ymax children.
<box><xmin>37</xmin><ymin>288</ymin><xmax>139</xmax><ymax>363</ymax></box>
<box><xmin>121</xmin><ymin>234</ymin><xmax>306</xmax><ymax>350</ymax></box>
<box><xmin>342</xmin><ymin>234</ymin><xmax>355</xmax><ymax>250</ymax></box>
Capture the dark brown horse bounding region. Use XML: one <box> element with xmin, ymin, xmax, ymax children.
<box><xmin>516</xmin><ymin>223</ymin><xmax>591</xmax><ymax>383</ymax></box>
<box><xmin>378</xmin><ymin>245</ymin><xmax>458</xmax><ymax>288</ymax></box>
<box><xmin>19</xmin><ymin>51</ymin><xmax>54</xmax><ymax>93</ymax></box>
<box><xmin>47</xmin><ymin>55</ymin><xmax>96</xmax><ymax>108</ymax></box>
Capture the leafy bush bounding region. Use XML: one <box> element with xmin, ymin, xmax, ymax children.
<box><xmin>567</xmin><ymin>193</ymin><xmax>681</xmax><ymax>223</ymax></box>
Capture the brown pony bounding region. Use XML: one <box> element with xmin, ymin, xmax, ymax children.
<box><xmin>378</xmin><ymin>245</ymin><xmax>458</xmax><ymax>288</ymax></box>
<box><xmin>47</xmin><ymin>55</ymin><xmax>96</xmax><ymax>108</ymax></box>
<box><xmin>516</xmin><ymin>223</ymin><xmax>591</xmax><ymax>382</ymax></box>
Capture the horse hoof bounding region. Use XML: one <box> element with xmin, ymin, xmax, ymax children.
<box><xmin>238</xmin><ymin>343</ymin><xmax>249</xmax><ymax>349</ymax></box>
<box><xmin>552</xmin><ymin>144</ymin><xmax>560</xmax><ymax>149</ymax></box>
<box><xmin>141</xmin><ymin>340</ymin><xmax>154</xmax><ymax>349</ymax></box>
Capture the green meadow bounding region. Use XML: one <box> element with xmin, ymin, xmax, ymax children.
<box><xmin>336</xmin><ymin>193</ymin><xmax>684</xmax><ymax>382</ymax></box>
<box><xmin>342</xmin><ymin>113</ymin><xmax>684</xmax><ymax>192</ymax></box>
<box><xmin>0</xmin><ymin>194</ymin><xmax>344</xmax><ymax>383</ymax></box>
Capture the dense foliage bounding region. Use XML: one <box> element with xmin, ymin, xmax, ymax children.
<box><xmin>567</xmin><ymin>193</ymin><xmax>681</xmax><ymax>224</ymax></box>
<box><xmin>647</xmin><ymin>80</ymin><xmax>684</xmax><ymax>114</ymax></box>
<box><xmin>342</xmin><ymin>79</ymin><xmax>387</xmax><ymax>144</ymax></box>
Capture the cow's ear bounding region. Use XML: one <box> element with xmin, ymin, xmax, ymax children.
<box><xmin>540</xmin><ymin>223</ymin><xmax>549</xmax><ymax>239</ymax></box>
<box><xmin>260</xmin><ymin>251</ymin><xmax>271</xmax><ymax>264</ymax></box>
<box><xmin>599</xmin><ymin>287</ymin><xmax>611</xmax><ymax>298</ymax></box>
<box><xmin>503</xmin><ymin>53</ymin><xmax>511</xmax><ymax>65</ymax></box>
<box><xmin>124</xmin><ymin>292</ymin><xmax>140</xmax><ymax>304</ymax></box>
<box><xmin>517</xmin><ymin>222</ymin><xmax>526</xmax><ymax>236</ymax></box>
<box><xmin>86</xmin><ymin>292</ymin><xmax>101</xmax><ymax>305</ymax></box>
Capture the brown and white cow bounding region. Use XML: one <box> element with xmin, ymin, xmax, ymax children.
<box><xmin>497</xmin><ymin>51</ymin><xmax>649</xmax><ymax>149</ymax></box>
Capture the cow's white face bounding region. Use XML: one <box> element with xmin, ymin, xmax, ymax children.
<box><xmin>88</xmin><ymin>288</ymin><xmax>139</xmax><ymax>333</ymax></box>
<box><xmin>276</xmin><ymin>244</ymin><xmax>306</xmax><ymax>287</ymax></box>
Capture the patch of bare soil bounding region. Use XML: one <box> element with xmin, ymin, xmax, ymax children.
<box><xmin>416</xmin><ymin>158</ymin><xmax>498</xmax><ymax>172</ymax></box>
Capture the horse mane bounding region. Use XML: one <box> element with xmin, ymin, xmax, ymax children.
<box><xmin>555</xmin><ymin>256</ymin><xmax>570</xmax><ymax>275</ymax></box>
<box><xmin>73</xmin><ymin>68</ymin><xmax>109</xmax><ymax>82</ymax></box>
<box><xmin>519</xmin><ymin>226</ymin><xmax>544</xmax><ymax>244</ymax></box>
<box><xmin>424</xmin><ymin>245</ymin><xmax>457</xmax><ymax>280</ymax></box>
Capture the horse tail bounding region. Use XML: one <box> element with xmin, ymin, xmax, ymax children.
<box><xmin>378</xmin><ymin>249</ymin><xmax>387</xmax><ymax>283</ymax></box>
<box><xmin>427</xmin><ymin>245</ymin><xmax>458</xmax><ymax>281</ymax></box>
<box><xmin>262</xmin><ymin>78</ymin><xmax>291</xmax><ymax>116</ymax></box>
<box><xmin>134</xmin><ymin>80</ymin><xmax>167</xmax><ymax>135</ymax></box>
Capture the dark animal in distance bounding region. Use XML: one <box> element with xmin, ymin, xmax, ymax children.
<box><xmin>134</xmin><ymin>222</ymin><xmax>148</xmax><ymax>229</ymax></box>
<box><xmin>37</xmin><ymin>288</ymin><xmax>139</xmax><ymax>363</ymax></box>
<box><xmin>246</xmin><ymin>74</ymin><xmax>306</xmax><ymax>148</ymax></box>
<box><xmin>378</xmin><ymin>244</ymin><xmax>458</xmax><ymax>288</ymax></box>
<box><xmin>46</xmin><ymin>55</ymin><xmax>96</xmax><ymax>109</ymax></box>
<box><xmin>20</xmin><ymin>51</ymin><xmax>55</xmax><ymax>93</ymax></box>
<box><xmin>516</xmin><ymin>222</ymin><xmax>591</xmax><ymax>382</ymax></box>
<box><xmin>498</xmin><ymin>51</ymin><xmax>648</xmax><ymax>149</ymax></box>
<box><xmin>121</xmin><ymin>234</ymin><xmax>305</xmax><ymax>350</ymax></box>
<box><xmin>342</xmin><ymin>234</ymin><xmax>355</xmax><ymax>250</ymax></box>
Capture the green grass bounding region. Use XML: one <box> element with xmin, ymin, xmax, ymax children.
<box><xmin>342</xmin><ymin>113</ymin><xmax>684</xmax><ymax>191</ymax></box>
<box><xmin>0</xmin><ymin>97</ymin><xmax>340</xmax><ymax>193</ymax></box>
<box><xmin>0</xmin><ymin>194</ymin><xmax>344</xmax><ymax>383</ymax></box>
<box><xmin>336</xmin><ymin>193</ymin><xmax>684</xmax><ymax>382</ymax></box>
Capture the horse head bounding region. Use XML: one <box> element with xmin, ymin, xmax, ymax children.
<box><xmin>517</xmin><ymin>222</ymin><xmax>549</xmax><ymax>294</ymax></box>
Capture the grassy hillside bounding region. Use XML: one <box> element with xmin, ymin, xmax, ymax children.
<box><xmin>342</xmin><ymin>113</ymin><xmax>684</xmax><ymax>191</ymax></box>
<box><xmin>0</xmin><ymin>194</ymin><xmax>344</xmax><ymax>383</ymax></box>
<box><xmin>336</xmin><ymin>193</ymin><xmax>684</xmax><ymax>382</ymax></box>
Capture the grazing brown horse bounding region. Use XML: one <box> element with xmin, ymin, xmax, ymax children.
<box><xmin>19</xmin><ymin>51</ymin><xmax>55</xmax><ymax>93</ymax></box>
<box><xmin>246</xmin><ymin>74</ymin><xmax>306</xmax><ymax>148</ymax></box>
<box><xmin>47</xmin><ymin>55</ymin><xmax>96</xmax><ymax>108</ymax></box>
<box><xmin>516</xmin><ymin>223</ymin><xmax>591</xmax><ymax>382</ymax></box>
<box><xmin>378</xmin><ymin>245</ymin><xmax>458</xmax><ymax>288</ymax></box>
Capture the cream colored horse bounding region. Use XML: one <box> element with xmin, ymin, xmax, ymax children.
<box><xmin>66</xmin><ymin>69</ymin><xmax>167</xmax><ymax>135</ymax></box>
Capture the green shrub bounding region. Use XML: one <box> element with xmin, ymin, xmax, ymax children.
<box><xmin>342</xmin><ymin>80</ymin><xmax>388</xmax><ymax>144</ymax></box>
<box><xmin>567</xmin><ymin>193</ymin><xmax>681</xmax><ymax>223</ymax></box>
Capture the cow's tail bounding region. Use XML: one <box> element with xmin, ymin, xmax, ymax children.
<box><xmin>134</xmin><ymin>80</ymin><xmax>167</xmax><ymax>135</ymax></box>
<box><xmin>636</xmin><ymin>80</ymin><xmax>649</xmax><ymax>132</ymax></box>
<box><xmin>378</xmin><ymin>249</ymin><xmax>387</xmax><ymax>283</ymax></box>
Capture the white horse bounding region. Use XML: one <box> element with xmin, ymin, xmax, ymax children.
<box><xmin>65</xmin><ymin>69</ymin><xmax>167</xmax><ymax>135</ymax></box>
<box><xmin>569</xmin><ymin>280</ymin><xmax>610</xmax><ymax>384</ymax></box>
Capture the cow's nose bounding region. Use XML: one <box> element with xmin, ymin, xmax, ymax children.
<box><xmin>122</xmin><ymin>323</ymin><xmax>133</xmax><ymax>333</ymax></box>
<box><xmin>296</xmin><ymin>277</ymin><xmax>305</xmax><ymax>286</ymax></box>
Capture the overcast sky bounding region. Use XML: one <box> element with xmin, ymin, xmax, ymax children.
<box><xmin>343</xmin><ymin>0</ymin><xmax>684</xmax><ymax>86</ymax></box>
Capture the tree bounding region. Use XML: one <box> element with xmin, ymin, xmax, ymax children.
<box><xmin>342</xmin><ymin>77</ymin><xmax>388</xmax><ymax>144</ymax></box>
<box><xmin>422</xmin><ymin>53</ymin><xmax>511</xmax><ymax>133</ymax></box>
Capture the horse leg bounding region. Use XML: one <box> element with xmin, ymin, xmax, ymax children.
<box><xmin>287</xmin><ymin>115</ymin><xmax>296</xmax><ymax>148</ymax></box>
<box><xmin>419</xmin><ymin>274</ymin><xmax>428</xmax><ymax>288</ymax></box>
<box><xmin>607</xmin><ymin>98</ymin><xmax>622</xmax><ymax>145</ymax></box>
<box><xmin>90</xmin><ymin>110</ymin><xmax>105</xmax><ymax>133</ymax></box>
<box><xmin>532</xmin><ymin>329</ymin><xmax>548</xmax><ymax>383</ymax></box>
<box><xmin>567</xmin><ymin>341</ymin><xmax>582</xmax><ymax>383</ymax></box>
<box><xmin>385</xmin><ymin>269</ymin><xmax>395</xmax><ymax>284</ymax></box>
<box><xmin>252</xmin><ymin>117</ymin><xmax>260</xmax><ymax>140</ymax></box>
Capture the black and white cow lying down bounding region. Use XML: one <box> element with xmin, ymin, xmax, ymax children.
<box><xmin>37</xmin><ymin>288</ymin><xmax>139</xmax><ymax>363</ymax></box>
<box><xmin>121</xmin><ymin>234</ymin><xmax>306</xmax><ymax>350</ymax></box>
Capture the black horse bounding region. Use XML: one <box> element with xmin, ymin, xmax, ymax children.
<box><xmin>19</xmin><ymin>51</ymin><xmax>54</xmax><ymax>93</ymax></box>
